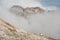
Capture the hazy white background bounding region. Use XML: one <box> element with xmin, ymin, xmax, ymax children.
<box><xmin>0</xmin><ymin>0</ymin><xmax>60</xmax><ymax>39</ymax></box>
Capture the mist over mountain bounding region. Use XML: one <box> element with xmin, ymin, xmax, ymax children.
<box><xmin>0</xmin><ymin>0</ymin><xmax>60</xmax><ymax>39</ymax></box>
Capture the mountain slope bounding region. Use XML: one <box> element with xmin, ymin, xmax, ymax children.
<box><xmin>0</xmin><ymin>19</ymin><xmax>55</xmax><ymax>40</ymax></box>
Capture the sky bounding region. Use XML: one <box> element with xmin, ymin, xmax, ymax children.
<box><xmin>40</xmin><ymin>0</ymin><xmax>60</xmax><ymax>8</ymax></box>
<box><xmin>0</xmin><ymin>0</ymin><xmax>60</xmax><ymax>9</ymax></box>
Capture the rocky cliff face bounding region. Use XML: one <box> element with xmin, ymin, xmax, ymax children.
<box><xmin>0</xmin><ymin>19</ymin><xmax>55</xmax><ymax>40</ymax></box>
<box><xmin>9</xmin><ymin>5</ymin><xmax>45</xmax><ymax>18</ymax></box>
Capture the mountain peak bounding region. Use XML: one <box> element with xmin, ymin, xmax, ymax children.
<box><xmin>10</xmin><ymin>5</ymin><xmax>45</xmax><ymax>18</ymax></box>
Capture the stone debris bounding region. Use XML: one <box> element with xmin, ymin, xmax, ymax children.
<box><xmin>0</xmin><ymin>19</ymin><xmax>56</xmax><ymax>40</ymax></box>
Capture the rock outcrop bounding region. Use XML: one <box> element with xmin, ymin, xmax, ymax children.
<box><xmin>10</xmin><ymin>5</ymin><xmax>24</xmax><ymax>16</ymax></box>
<box><xmin>0</xmin><ymin>19</ymin><xmax>56</xmax><ymax>40</ymax></box>
<box><xmin>9</xmin><ymin>5</ymin><xmax>45</xmax><ymax>18</ymax></box>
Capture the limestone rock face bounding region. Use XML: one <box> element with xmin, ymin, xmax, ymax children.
<box><xmin>10</xmin><ymin>5</ymin><xmax>24</xmax><ymax>16</ymax></box>
<box><xmin>0</xmin><ymin>19</ymin><xmax>56</xmax><ymax>40</ymax></box>
<box><xmin>23</xmin><ymin>7</ymin><xmax>45</xmax><ymax>18</ymax></box>
<box><xmin>9</xmin><ymin>5</ymin><xmax>45</xmax><ymax>18</ymax></box>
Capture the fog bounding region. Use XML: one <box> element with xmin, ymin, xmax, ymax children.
<box><xmin>0</xmin><ymin>0</ymin><xmax>60</xmax><ymax>39</ymax></box>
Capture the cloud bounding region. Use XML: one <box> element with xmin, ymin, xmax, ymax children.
<box><xmin>0</xmin><ymin>0</ymin><xmax>45</xmax><ymax>9</ymax></box>
<box><xmin>47</xmin><ymin>6</ymin><xmax>58</xmax><ymax>10</ymax></box>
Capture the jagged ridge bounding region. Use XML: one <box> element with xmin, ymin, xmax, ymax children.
<box><xmin>9</xmin><ymin>5</ymin><xmax>45</xmax><ymax>18</ymax></box>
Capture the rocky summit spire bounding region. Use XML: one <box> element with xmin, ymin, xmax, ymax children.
<box><xmin>9</xmin><ymin>5</ymin><xmax>45</xmax><ymax>18</ymax></box>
